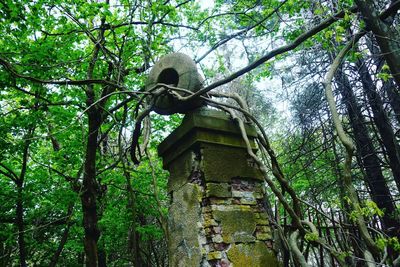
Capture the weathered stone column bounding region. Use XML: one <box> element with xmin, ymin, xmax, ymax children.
<box><xmin>158</xmin><ymin>108</ymin><xmax>278</xmax><ymax>267</ymax></box>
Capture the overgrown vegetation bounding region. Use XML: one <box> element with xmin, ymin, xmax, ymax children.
<box><xmin>0</xmin><ymin>0</ymin><xmax>399</xmax><ymax>266</ymax></box>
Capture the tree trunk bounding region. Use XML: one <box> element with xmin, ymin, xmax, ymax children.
<box><xmin>385</xmin><ymin>80</ymin><xmax>400</xmax><ymax>126</ymax></box>
<box><xmin>355</xmin><ymin>0</ymin><xmax>400</xmax><ymax>87</ymax></box>
<box><xmin>16</xmin><ymin>183</ymin><xmax>27</xmax><ymax>267</ymax></box>
<box><xmin>98</xmin><ymin>245</ymin><xmax>107</xmax><ymax>267</ymax></box>
<box><xmin>49</xmin><ymin>203</ymin><xmax>74</xmax><ymax>267</ymax></box>
<box><xmin>364</xmin><ymin>34</ymin><xmax>400</xmax><ymax>127</ymax></box>
<box><xmin>81</xmin><ymin>109</ymin><xmax>102</xmax><ymax>267</ymax></box>
<box><xmin>15</xmin><ymin>128</ymin><xmax>34</xmax><ymax>267</ymax></box>
<box><xmin>126</xmin><ymin>180</ymin><xmax>143</xmax><ymax>267</ymax></box>
<box><xmin>356</xmin><ymin>56</ymin><xmax>400</xmax><ymax>192</ymax></box>
<box><xmin>336</xmin><ymin>69</ymin><xmax>399</xmax><ymax>236</ymax></box>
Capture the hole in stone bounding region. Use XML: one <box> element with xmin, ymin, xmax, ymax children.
<box><xmin>157</xmin><ymin>68</ymin><xmax>179</xmax><ymax>87</ymax></box>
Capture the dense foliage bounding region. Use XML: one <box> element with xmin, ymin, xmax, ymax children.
<box><xmin>0</xmin><ymin>0</ymin><xmax>399</xmax><ymax>266</ymax></box>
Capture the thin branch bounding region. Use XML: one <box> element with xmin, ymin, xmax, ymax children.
<box><xmin>0</xmin><ymin>162</ymin><xmax>19</xmax><ymax>182</ymax></box>
<box><xmin>145</xmin><ymin>149</ymin><xmax>168</xmax><ymax>237</ymax></box>
<box><xmin>0</xmin><ymin>57</ymin><xmax>126</xmax><ymax>90</ymax></box>
<box><xmin>195</xmin><ymin>0</ymin><xmax>289</xmax><ymax>63</ymax></box>
<box><xmin>185</xmin><ymin>6</ymin><xmax>358</xmax><ymax>99</ymax></box>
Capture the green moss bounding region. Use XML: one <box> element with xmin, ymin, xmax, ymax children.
<box><xmin>168</xmin><ymin>183</ymin><xmax>203</xmax><ymax>266</ymax></box>
<box><xmin>256</xmin><ymin>232</ymin><xmax>272</xmax><ymax>240</ymax></box>
<box><xmin>207</xmin><ymin>251</ymin><xmax>222</xmax><ymax>260</ymax></box>
<box><xmin>227</xmin><ymin>242</ymin><xmax>278</xmax><ymax>267</ymax></box>
<box><xmin>206</xmin><ymin>182</ymin><xmax>231</xmax><ymax>198</ymax></box>
<box><xmin>213</xmin><ymin>210</ymin><xmax>256</xmax><ymax>243</ymax></box>
<box><xmin>202</xmin><ymin>144</ymin><xmax>263</xmax><ymax>182</ymax></box>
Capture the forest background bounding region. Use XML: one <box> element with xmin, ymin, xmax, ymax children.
<box><xmin>0</xmin><ymin>0</ymin><xmax>400</xmax><ymax>266</ymax></box>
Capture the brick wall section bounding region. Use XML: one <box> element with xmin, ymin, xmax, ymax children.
<box><xmin>201</xmin><ymin>178</ymin><xmax>275</xmax><ymax>266</ymax></box>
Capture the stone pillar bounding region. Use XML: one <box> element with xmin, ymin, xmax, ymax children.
<box><xmin>158</xmin><ymin>108</ymin><xmax>278</xmax><ymax>267</ymax></box>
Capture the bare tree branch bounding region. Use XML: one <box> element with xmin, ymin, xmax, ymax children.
<box><xmin>186</xmin><ymin>6</ymin><xmax>358</xmax><ymax>100</ymax></box>
<box><xmin>0</xmin><ymin>56</ymin><xmax>126</xmax><ymax>89</ymax></box>
<box><xmin>194</xmin><ymin>0</ymin><xmax>289</xmax><ymax>63</ymax></box>
<box><xmin>323</xmin><ymin>31</ymin><xmax>380</xmax><ymax>258</ymax></box>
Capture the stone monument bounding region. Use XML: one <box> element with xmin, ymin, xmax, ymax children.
<box><xmin>148</xmin><ymin>53</ymin><xmax>278</xmax><ymax>266</ymax></box>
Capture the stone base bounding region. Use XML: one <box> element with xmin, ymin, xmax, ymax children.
<box><xmin>166</xmin><ymin>146</ymin><xmax>278</xmax><ymax>267</ymax></box>
<box><xmin>159</xmin><ymin>109</ymin><xmax>278</xmax><ymax>267</ymax></box>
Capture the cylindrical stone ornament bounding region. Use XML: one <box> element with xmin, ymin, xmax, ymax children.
<box><xmin>146</xmin><ymin>52</ymin><xmax>204</xmax><ymax>115</ymax></box>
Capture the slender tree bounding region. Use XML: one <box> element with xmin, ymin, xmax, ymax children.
<box><xmin>336</xmin><ymin>67</ymin><xmax>399</xmax><ymax>236</ymax></box>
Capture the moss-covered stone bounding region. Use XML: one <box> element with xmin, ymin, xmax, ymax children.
<box><xmin>204</xmin><ymin>218</ymin><xmax>218</xmax><ymax>227</ymax></box>
<box><xmin>167</xmin><ymin>150</ymin><xmax>195</xmax><ymax>192</ymax></box>
<box><xmin>213</xmin><ymin>210</ymin><xmax>256</xmax><ymax>243</ymax></box>
<box><xmin>207</xmin><ymin>251</ymin><xmax>222</xmax><ymax>260</ymax></box>
<box><xmin>232</xmin><ymin>190</ymin><xmax>254</xmax><ymax>198</ymax></box>
<box><xmin>227</xmin><ymin>242</ymin><xmax>278</xmax><ymax>267</ymax></box>
<box><xmin>258</xmin><ymin>226</ymin><xmax>271</xmax><ymax>232</ymax></box>
<box><xmin>240</xmin><ymin>197</ymin><xmax>257</xmax><ymax>205</ymax></box>
<box><xmin>159</xmin><ymin>109</ymin><xmax>278</xmax><ymax>266</ymax></box>
<box><xmin>168</xmin><ymin>183</ymin><xmax>203</xmax><ymax>266</ymax></box>
<box><xmin>210</xmin><ymin>198</ymin><xmax>231</xmax><ymax>205</ymax></box>
<box><xmin>212</xmin><ymin>235</ymin><xmax>224</xmax><ymax>243</ymax></box>
<box><xmin>202</xmin><ymin>144</ymin><xmax>263</xmax><ymax>182</ymax></box>
<box><xmin>256</xmin><ymin>218</ymin><xmax>269</xmax><ymax>225</ymax></box>
<box><xmin>206</xmin><ymin>182</ymin><xmax>231</xmax><ymax>198</ymax></box>
<box><xmin>158</xmin><ymin>108</ymin><xmax>259</xmax><ymax>168</ymax></box>
<box><xmin>211</xmin><ymin>204</ymin><xmax>250</xmax><ymax>212</ymax></box>
<box><xmin>256</xmin><ymin>232</ymin><xmax>272</xmax><ymax>240</ymax></box>
<box><xmin>254</xmin><ymin>192</ymin><xmax>264</xmax><ymax>199</ymax></box>
<box><xmin>238</xmin><ymin>205</ymin><xmax>252</xmax><ymax>211</ymax></box>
